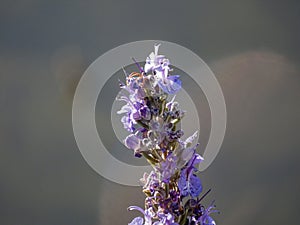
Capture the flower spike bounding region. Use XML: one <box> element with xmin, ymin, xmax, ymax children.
<box><xmin>117</xmin><ymin>45</ymin><xmax>218</xmax><ymax>225</ymax></box>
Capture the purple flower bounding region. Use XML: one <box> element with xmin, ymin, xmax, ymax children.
<box><xmin>198</xmin><ymin>202</ymin><xmax>218</xmax><ymax>225</ymax></box>
<box><xmin>120</xmin><ymin>114</ymin><xmax>136</xmax><ymax>132</ymax></box>
<box><xmin>144</xmin><ymin>44</ymin><xmax>169</xmax><ymax>74</ymax></box>
<box><xmin>186</xmin><ymin>151</ymin><xmax>203</xmax><ymax>170</ymax></box>
<box><xmin>178</xmin><ymin>169</ymin><xmax>202</xmax><ymax>198</ymax></box>
<box><xmin>124</xmin><ymin>134</ymin><xmax>153</xmax><ymax>157</ymax></box>
<box><xmin>175</xmin><ymin>142</ymin><xmax>202</xmax><ymax>169</ymax></box>
<box><xmin>184</xmin><ymin>131</ymin><xmax>199</xmax><ymax>148</ymax></box>
<box><xmin>166</xmin><ymin>129</ymin><xmax>184</xmax><ymax>142</ymax></box>
<box><xmin>117</xmin><ymin>94</ymin><xmax>151</xmax><ymax>131</ymax></box>
<box><xmin>128</xmin><ymin>217</ymin><xmax>144</xmax><ymax>225</ymax></box>
<box><xmin>201</xmin><ymin>216</ymin><xmax>216</xmax><ymax>225</ymax></box>
<box><xmin>166</xmin><ymin>96</ymin><xmax>179</xmax><ymax>111</ymax></box>
<box><xmin>178</xmin><ymin>150</ymin><xmax>203</xmax><ymax>198</ymax></box>
<box><xmin>158</xmin><ymin>153</ymin><xmax>177</xmax><ymax>182</ymax></box>
<box><xmin>140</xmin><ymin>105</ymin><xmax>151</xmax><ymax>120</ymax></box>
<box><xmin>147</xmin><ymin>117</ymin><xmax>167</xmax><ymax>145</ymax></box>
<box><xmin>158</xmin><ymin>75</ymin><xmax>182</xmax><ymax>95</ymax></box>
<box><xmin>140</xmin><ymin>171</ymin><xmax>159</xmax><ymax>191</ymax></box>
<box><xmin>119</xmin><ymin>44</ymin><xmax>218</xmax><ymax>225</ymax></box>
<box><xmin>128</xmin><ymin>206</ymin><xmax>155</xmax><ymax>225</ymax></box>
<box><xmin>144</xmin><ymin>44</ymin><xmax>181</xmax><ymax>95</ymax></box>
<box><xmin>124</xmin><ymin>134</ymin><xmax>140</xmax><ymax>151</ymax></box>
<box><xmin>153</xmin><ymin>212</ymin><xmax>179</xmax><ymax>225</ymax></box>
<box><xmin>117</xmin><ymin>96</ymin><xmax>138</xmax><ymax>132</ymax></box>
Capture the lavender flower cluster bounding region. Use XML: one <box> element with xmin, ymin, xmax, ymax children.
<box><xmin>117</xmin><ymin>45</ymin><xmax>217</xmax><ymax>225</ymax></box>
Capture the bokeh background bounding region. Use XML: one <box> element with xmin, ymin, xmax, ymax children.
<box><xmin>1</xmin><ymin>1</ymin><xmax>300</xmax><ymax>224</ymax></box>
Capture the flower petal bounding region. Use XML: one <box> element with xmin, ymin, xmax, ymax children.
<box><xmin>124</xmin><ymin>134</ymin><xmax>140</xmax><ymax>150</ymax></box>
<box><xmin>158</xmin><ymin>75</ymin><xmax>182</xmax><ymax>94</ymax></box>
<box><xmin>188</xmin><ymin>174</ymin><xmax>202</xmax><ymax>198</ymax></box>
<box><xmin>128</xmin><ymin>217</ymin><xmax>144</xmax><ymax>225</ymax></box>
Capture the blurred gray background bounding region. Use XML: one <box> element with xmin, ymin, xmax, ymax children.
<box><xmin>1</xmin><ymin>1</ymin><xmax>300</xmax><ymax>224</ymax></box>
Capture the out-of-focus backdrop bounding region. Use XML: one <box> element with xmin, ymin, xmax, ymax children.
<box><xmin>1</xmin><ymin>1</ymin><xmax>300</xmax><ymax>224</ymax></box>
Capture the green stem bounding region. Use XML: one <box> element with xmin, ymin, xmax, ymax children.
<box><xmin>142</xmin><ymin>152</ymin><xmax>159</xmax><ymax>165</ymax></box>
<box><xmin>179</xmin><ymin>210</ymin><xmax>188</xmax><ymax>225</ymax></box>
<box><xmin>164</xmin><ymin>182</ymin><xmax>170</xmax><ymax>198</ymax></box>
<box><xmin>137</xmin><ymin>120</ymin><xmax>149</xmax><ymax>129</ymax></box>
<box><xmin>152</xmin><ymin>149</ymin><xmax>163</xmax><ymax>161</ymax></box>
<box><xmin>159</xmin><ymin>100</ymin><xmax>166</xmax><ymax>116</ymax></box>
